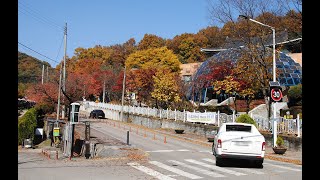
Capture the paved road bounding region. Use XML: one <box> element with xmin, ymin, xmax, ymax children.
<box><xmin>18</xmin><ymin>120</ymin><xmax>302</xmax><ymax>180</ymax></box>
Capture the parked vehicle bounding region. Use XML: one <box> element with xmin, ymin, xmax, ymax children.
<box><xmin>89</xmin><ymin>109</ymin><xmax>105</xmax><ymax>119</ymax></box>
<box><xmin>212</xmin><ymin>122</ymin><xmax>265</xmax><ymax>168</ymax></box>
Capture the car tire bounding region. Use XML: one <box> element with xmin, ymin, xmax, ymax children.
<box><xmin>254</xmin><ymin>160</ymin><xmax>263</xmax><ymax>168</ymax></box>
<box><xmin>212</xmin><ymin>143</ymin><xmax>216</xmax><ymax>156</ymax></box>
<box><xmin>216</xmin><ymin>157</ymin><xmax>222</xmax><ymax>166</ymax></box>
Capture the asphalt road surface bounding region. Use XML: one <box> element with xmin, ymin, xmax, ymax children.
<box><xmin>18</xmin><ymin>119</ymin><xmax>302</xmax><ymax>180</ymax></box>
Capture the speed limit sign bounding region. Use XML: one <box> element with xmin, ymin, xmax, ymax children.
<box><xmin>271</xmin><ymin>88</ymin><xmax>283</xmax><ymax>102</ymax></box>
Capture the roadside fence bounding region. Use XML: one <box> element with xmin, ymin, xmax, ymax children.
<box><xmin>82</xmin><ymin>101</ymin><xmax>301</xmax><ymax>136</ymax></box>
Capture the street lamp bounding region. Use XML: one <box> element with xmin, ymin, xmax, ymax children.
<box><xmin>239</xmin><ymin>15</ymin><xmax>278</xmax><ymax>147</ymax></box>
<box><xmin>238</xmin><ymin>15</ymin><xmax>276</xmax><ymax>82</ymax></box>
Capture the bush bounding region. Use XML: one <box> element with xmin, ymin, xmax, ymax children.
<box><xmin>236</xmin><ymin>114</ymin><xmax>257</xmax><ymax>127</ymax></box>
<box><xmin>18</xmin><ymin>108</ymin><xmax>38</xmax><ymax>145</ymax></box>
<box><xmin>287</xmin><ymin>84</ymin><xmax>302</xmax><ymax>107</ymax></box>
<box><xmin>276</xmin><ymin>136</ymin><xmax>285</xmax><ymax>148</ymax></box>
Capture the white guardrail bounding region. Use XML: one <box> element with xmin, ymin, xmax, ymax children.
<box><xmin>81</xmin><ymin>101</ymin><xmax>301</xmax><ymax>135</ymax></box>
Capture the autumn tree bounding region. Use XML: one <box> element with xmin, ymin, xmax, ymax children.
<box><xmin>126</xmin><ymin>68</ymin><xmax>157</xmax><ymax>106</ymax></box>
<box><xmin>138</xmin><ymin>34</ymin><xmax>166</xmax><ymax>50</ymax></box>
<box><xmin>126</xmin><ymin>46</ymin><xmax>181</xmax><ymax>73</ymax></box>
<box><xmin>166</xmin><ymin>33</ymin><xmax>208</xmax><ymax>64</ymax></box>
<box><xmin>213</xmin><ymin>76</ymin><xmax>242</xmax><ymax>111</ymax></box>
<box><xmin>151</xmin><ymin>69</ymin><xmax>181</xmax><ymax>109</ymax></box>
<box><xmin>197</xmin><ymin>26</ymin><xmax>224</xmax><ymax>49</ymax></box>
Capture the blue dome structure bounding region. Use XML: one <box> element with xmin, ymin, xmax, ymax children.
<box><xmin>189</xmin><ymin>47</ymin><xmax>302</xmax><ymax>103</ymax></box>
<box><xmin>194</xmin><ymin>47</ymin><xmax>302</xmax><ymax>86</ymax></box>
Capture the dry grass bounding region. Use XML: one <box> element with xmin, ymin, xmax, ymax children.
<box><xmin>265</xmin><ymin>155</ymin><xmax>302</xmax><ymax>165</ymax></box>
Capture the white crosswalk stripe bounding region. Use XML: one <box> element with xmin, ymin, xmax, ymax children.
<box><xmin>263</xmin><ymin>162</ymin><xmax>302</xmax><ymax>172</ymax></box>
<box><xmin>146</xmin><ymin>149</ymin><xmax>190</xmax><ymax>153</ymax></box>
<box><xmin>127</xmin><ymin>162</ymin><xmax>176</xmax><ymax>180</ymax></box>
<box><xmin>168</xmin><ymin>160</ymin><xmax>226</xmax><ymax>178</ymax></box>
<box><xmin>149</xmin><ymin>161</ymin><xmax>202</xmax><ymax>179</ymax></box>
<box><xmin>128</xmin><ymin>159</ymin><xmax>301</xmax><ymax>179</ymax></box>
<box><xmin>201</xmin><ymin>158</ymin><xmax>265</xmax><ymax>175</ymax></box>
<box><xmin>185</xmin><ymin>159</ymin><xmax>247</xmax><ymax>176</ymax></box>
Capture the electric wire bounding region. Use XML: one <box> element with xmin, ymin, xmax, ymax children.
<box><xmin>18</xmin><ymin>1</ymin><xmax>64</xmax><ymax>31</ymax></box>
<box><xmin>18</xmin><ymin>42</ymin><xmax>59</xmax><ymax>64</ymax></box>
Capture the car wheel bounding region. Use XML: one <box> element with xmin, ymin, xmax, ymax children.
<box><xmin>212</xmin><ymin>143</ymin><xmax>216</xmax><ymax>156</ymax></box>
<box><xmin>254</xmin><ymin>160</ymin><xmax>263</xmax><ymax>168</ymax></box>
<box><xmin>216</xmin><ymin>157</ymin><xmax>222</xmax><ymax>166</ymax></box>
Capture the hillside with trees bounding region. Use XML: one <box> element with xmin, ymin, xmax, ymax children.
<box><xmin>20</xmin><ymin>0</ymin><xmax>301</xmax><ymax>113</ymax></box>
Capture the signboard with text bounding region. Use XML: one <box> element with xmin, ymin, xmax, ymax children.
<box><xmin>186</xmin><ymin>112</ymin><xmax>216</xmax><ymax>124</ymax></box>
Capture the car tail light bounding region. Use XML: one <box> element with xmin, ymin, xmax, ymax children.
<box><xmin>262</xmin><ymin>142</ymin><xmax>266</xmax><ymax>151</ymax></box>
<box><xmin>217</xmin><ymin>139</ymin><xmax>222</xmax><ymax>148</ymax></box>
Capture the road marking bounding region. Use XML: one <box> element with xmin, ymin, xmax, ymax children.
<box><xmin>168</xmin><ymin>160</ymin><xmax>226</xmax><ymax>178</ymax></box>
<box><xmin>201</xmin><ymin>158</ymin><xmax>264</xmax><ymax>175</ymax></box>
<box><xmin>263</xmin><ymin>162</ymin><xmax>301</xmax><ymax>172</ymax></box>
<box><xmin>185</xmin><ymin>159</ymin><xmax>246</xmax><ymax>176</ymax></box>
<box><xmin>198</xmin><ymin>151</ymin><xmax>212</xmax><ymax>153</ymax></box>
<box><xmin>146</xmin><ymin>149</ymin><xmax>190</xmax><ymax>153</ymax></box>
<box><xmin>149</xmin><ymin>161</ymin><xmax>202</xmax><ymax>179</ymax></box>
<box><xmin>127</xmin><ymin>162</ymin><xmax>176</xmax><ymax>180</ymax></box>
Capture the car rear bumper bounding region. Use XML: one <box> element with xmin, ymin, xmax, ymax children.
<box><xmin>216</xmin><ymin>153</ymin><xmax>264</xmax><ymax>160</ymax></box>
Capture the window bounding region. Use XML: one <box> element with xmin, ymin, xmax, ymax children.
<box><xmin>226</xmin><ymin>125</ymin><xmax>251</xmax><ymax>132</ymax></box>
<box><xmin>183</xmin><ymin>75</ymin><xmax>191</xmax><ymax>82</ymax></box>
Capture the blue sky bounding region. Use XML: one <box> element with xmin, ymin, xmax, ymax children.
<box><xmin>18</xmin><ymin>0</ymin><xmax>212</xmax><ymax>67</ymax></box>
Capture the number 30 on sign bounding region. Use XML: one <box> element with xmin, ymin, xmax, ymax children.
<box><xmin>271</xmin><ymin>88</ymin><xmax>283</xmax><ymax>102</ymax></box>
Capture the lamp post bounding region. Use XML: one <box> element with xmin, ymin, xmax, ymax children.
<box><xmin>238</xmin><ymin>15</ymin><xmax>276</xmax><ymax>82</ymax></box>
<box><xmin>239</xmin><ymin>15</ymin><xmax>278</xmax><ymax>147</ymax></box>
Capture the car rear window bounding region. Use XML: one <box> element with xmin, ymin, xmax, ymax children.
<box><xmin>226</xmin><ymin>125</ymin><xmax>251</xmax><ymax>132</ymax></box>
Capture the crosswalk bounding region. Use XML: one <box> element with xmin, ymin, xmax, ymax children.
<box><xmin>127</xmin><ymin>158</ymin><xmax>301</xmax><ymax>180</ymax></box>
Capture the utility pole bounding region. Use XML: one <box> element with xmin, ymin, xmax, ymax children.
<box><xmin>46</xmin><ymin>66</ymin><xmax>49</xmax><ymax>83</ymax></box>
<box><xmin>56</xmin><ymin>66</ymin><xmax>62</xmax><ymax>120</ymax></box>
<box><xmin>102</xmin><ymin>80</ymin><xmax>106</xmax><ymax>103</ymax></box>
<box><xmin>41</xmin><ymin>64</ymin><xmax>44</xmax><ymax>84</ymax></box>
<box><xmin>120</xmin><ymin>66</ymin><xmax>126</xmax><ymax>122</ymax></box>
<box><xmin>62</xmin><ymin>23</ymin><xmax>67</xmax><ymax>119</ymax></box>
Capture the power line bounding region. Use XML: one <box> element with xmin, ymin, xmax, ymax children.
<box><xmin>18</xmin><ymin>1</ymin><xmax>64</xmax><ymax>31</ymax></box>
<box><xmin>18</xmin><ymin>42</ymin><xmax>60</xmax><ymax>64</ymax></box>
<box><xmin>55</xmin><ymin>35</ymin><xmax>65</xmax><ymax>63</ymax></box>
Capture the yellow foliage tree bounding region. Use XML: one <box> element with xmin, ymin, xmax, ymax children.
<box><xmin>126</xmin><ymin>46</ymin><xmax>181</xmax><ymax>73</ymax></box>
<box><xmin>151</xmin><ymin>69</ymin><xmax>181</xmax><ymax>109</ymax></box>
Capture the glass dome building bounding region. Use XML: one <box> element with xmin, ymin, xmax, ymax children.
<box><xmin>189</xmin><ymin>47</ymin><xmax>302</xmax><ymax>102</ymax></box>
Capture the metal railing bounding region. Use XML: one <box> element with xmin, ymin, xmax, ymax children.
<box><xmin>82</xmin><ymin>101</ymin><xmax>301</xmax><ymax>136</ymax></box>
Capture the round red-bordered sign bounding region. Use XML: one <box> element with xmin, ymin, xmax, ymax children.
<box><xmin>271</xmin><ymin>88</ymin><xmax>283</xmax><ymax>101</ymax></box>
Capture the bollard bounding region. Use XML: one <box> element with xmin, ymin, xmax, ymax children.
<box><xmin>164</xmin><ymin>136</ymin><xmax>167</xmax><ymax>143</ymax></box>
<box><xmin>153</xmin><ymin>133</ymin><xmax>156</xmax><ymax>140</ymax></box>
<box><xmin>47</xmin><ymin>151</ymin><xmax>50</xmax><ymax>159</ymax></box>
<box><xmin>56</xmin><ymin>151</ymin><xmax>58</xmax><ymax>160</ymax></box>
<box><xmin>127</xmin><ymin>130</ymin><xmax>130</xmax><ymax>145</ymax></box>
